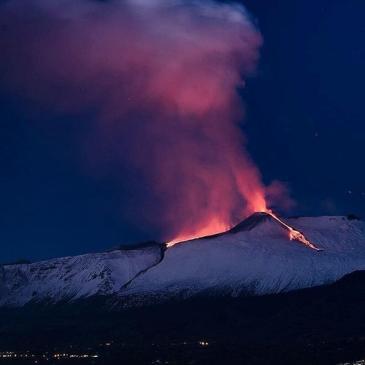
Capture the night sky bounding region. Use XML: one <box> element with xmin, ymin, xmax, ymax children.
<box><xmin>1</xmin><ymin>0</ymin><xmax>364</xmax><ymax>262</ymax></box>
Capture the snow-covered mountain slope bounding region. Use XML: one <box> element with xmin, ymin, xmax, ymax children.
<box><xmin>1</xmin><ymin>214</ymin><xmax>365</xmax><ymax>307</ymax></box>
<box><xmin>122</xmin><ymin>215</ymin><xmax>365</xmax><ymax>303</ymax></box>
<box><xmin>0</xmin><ymin>245</ymin><xmax>163</xmax><ymax>307</ymax></box>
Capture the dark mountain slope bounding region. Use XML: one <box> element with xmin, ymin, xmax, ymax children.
<box><xmin>0</xmin><ymin>271</ymin><xmax>364</xmax><ymax>364</ymax></box>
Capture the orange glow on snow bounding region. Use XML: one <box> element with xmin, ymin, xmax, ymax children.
<box><xmin>167</xmin><ymin>199</ymin><xmax>321</xmax><ymax>251</ymax></box>
<box><xmin>166</xmin><ymin>218</ymin><xmax>230</xmax><ymax>248</ymax></box>
<box><xmin>166</xmin><ymin>190</ymin><xmax>267</xmax><ymax>248</ymax></box>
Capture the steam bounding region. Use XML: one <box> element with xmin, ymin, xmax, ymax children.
<box><xmin>0</xmin><ymin>0</ymin><xmax>290</xmax><ymax>242</ymax></box>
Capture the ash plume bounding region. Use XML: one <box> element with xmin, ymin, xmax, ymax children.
<box><xmin>0</xmin><ymin>0</ymin><xmax>291</xmax><ymax>242</ymax></box>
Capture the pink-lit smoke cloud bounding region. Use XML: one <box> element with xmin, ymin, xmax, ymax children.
<box><xmin>0</xmin><ymin>0</ymin><xmax>292</xmax><ymax>243</ymax></box>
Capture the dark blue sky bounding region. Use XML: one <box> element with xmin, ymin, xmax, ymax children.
<box><xmin>243</xmin><ymin>0</ymin><xmax>365</xmax><ymax>216</ymax></box>
<box><xmin>1</xmin><ymin>0</ymin><xmax>364</xmax><ymax>262</ymax></box>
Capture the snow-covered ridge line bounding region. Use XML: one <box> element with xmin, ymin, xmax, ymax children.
<box><xmin>1</xmin><ymin>215</ymin><xmax>365</xmax><ymax>307</ymax></box>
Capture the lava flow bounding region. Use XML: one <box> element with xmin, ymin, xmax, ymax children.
<box><xmin>265</xmin><ymin>210</ymin><xmax>322</xmax><ymax>251</ymax></box>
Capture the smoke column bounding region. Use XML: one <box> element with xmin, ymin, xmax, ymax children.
<box><xmin>0</xmin><ymin>0</ymin><xmax>290</xmax><ymax>243</ymax></box>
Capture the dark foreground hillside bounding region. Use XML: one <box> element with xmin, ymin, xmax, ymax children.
<box><xmin>0</xmin><ymin>271</ymin><xmax>365</xmax><ymax>365</ymax></box>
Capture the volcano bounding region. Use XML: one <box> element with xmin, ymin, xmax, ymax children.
<box><xmin>169</xmin><ymin>211</ymin><xmax>321</xmax><ymax>251</ymax></box>
<box><xmin>0</xmin><ymin>215</ymin><xmax>364</xmax><ymax>308</ymax></box>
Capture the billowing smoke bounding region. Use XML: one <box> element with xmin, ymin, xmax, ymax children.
<box><xmin>0</xmin><ymin>0</ymin><xmax>291</xmax><ymax>243</ymax></box>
